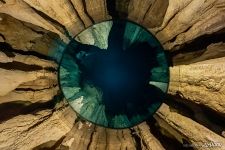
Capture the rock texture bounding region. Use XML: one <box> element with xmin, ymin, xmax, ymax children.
<box><xmin>128</xmin><ymin>0</ymin><xmax>168</xmax><ymax>28</ymax></box>
<box><xmin>0</xmin><ymin>104</ymin><xmax>76</xmax><ymax>150</ymax></box>
<box><xmin>57</xmin><ymin>121</ymin><xmax>137</xmax><ymax>150</ymax></box>
<box><xmin>172</xmin><ymin>42</ymin><xmax>225</xmax><ymax>65</ymax></box>
<box><xmin>155</xmin><ymin>0</ymin><xmax>225</xmax><ymax>51</ymax></box>
<box><xmin>133</xmin><ymin>122</ymin><xmax>165</xmax><ymax>150</ymax></box>
<box><xmin>84</xmin><ymin>0</ymin><xmax>110</xmax><ymax>22</ymax></box>
<box><xmin>169</xmin><ymin>57</ymin><xmax>225</xmax><ymax>115</ymax></box>
<box><xmin>155</xmin><ymin>104</ymin><xmax>225</xmax><ymax>150</ymax></box>
<box><xmin>0</xmin><ymin>0</ymin><xmax>69</xmax><ymax>42</ymax></box>
<box><xmin>0</xmin><ymin>49</ymin><xmax>58</xmax><ymax>102</ymax></box>
<box><xmin>23</xmin><ymin>0</ymin><xmax>85</xmax><ymax>37</ymax></box>
<box><xmin>0</xmin><ymin>0</ymin><xmax>225</xmax><ymax>149</ymax></box>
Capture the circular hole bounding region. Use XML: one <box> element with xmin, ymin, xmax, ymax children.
<box><xmin>59</xmin><ymin>19</ymin><xmax>169</xmax><ymax>129</ymax></box>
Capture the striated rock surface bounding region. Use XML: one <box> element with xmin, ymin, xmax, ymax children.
<box><xmin>70</xmin><ymin>0</ymin><xmax>94</xmax><ymax>27</ymax></box>
<box><xmin>151</xmin><ymin>0</ymin><xmax>193</xmax><ymax>33</ymax></box>
<box><xmin>172</xmin><ymin>42</ymin><xmax>225</xmax><ymax>65</ymax></box>
<box><xmin>0</xmin><ymin>105</ymin><xmax>76</xmax><ymax>150</ymax></box>
<box><xmin>85</xmin><ymin>0</ymin><xmax>110</xmax><ymax>22</ymax></box>
<box><xmin>169</xmin><ymin>57</ymin><xmax>225</xmax><ymax>115</ymax></box>
<box><xmin>0</xmin><ymin>13</ymin><xmax>44</xmax><ymax>51</ymax></box>
<box><xmin>155</xmin><ymin>104</ymin><xmax>225</xmax><ymax>150</ymax></box>
<box><xmin>0</xmin><ymin>86</ymin><xmax>59</xmax><ymax>104</ymax></box>
<box><xmin>23</xmin><ymin>0</ymin><xmax>85</xmax><ymax>37</ymax></box>
<box><xmin>155</xmin><ymin>0</ymin><xmax>225</xmax><ymax>51</ymax></box>
<box><xmin>0</xmin><ymin>69</ymin><xmax>56</xmax><ymax>97</ymax></box>
<box><xmin>0</xmin><ymin>51</ymin><xmax>57</xmax><ymax>68</ymax></box>
<box><xmin>0</xmin><ymin>13</ymin><xmax>66</xmax><ymax>60</ymax></box>
<box><xmin>0</xmin><ymin>0</ymin><xmax>69</xmax><ymax>42</ymax></box>
<box><xmin>133</xmin><ymin>122</ymin><xmax>165</xmax><ymax>150</ymax></box>
<box><xmin>128</xmin><ymin>0</ymin><xmax>168</xmax><ymax>28</ymax></box>
<box><xmin>58</xmin><ymin>121</ymin><xmax>137</xmax><ymax>150</ymax></box>
<box><xmin>18</xmin><ymin>78</ymin><xmax>57</xmax><ymax>90</ymax></box>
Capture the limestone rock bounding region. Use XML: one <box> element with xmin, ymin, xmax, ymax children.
<box><xmin>0</xmin><ymin>86</ymin><xmax>59</xmax><ymax>104</ymax></box>
<box><xmin>18</xmin><ymin>78</ymin><xmax>57</xmax><ymax>90</ymax></box>
<box><xmin>23</xmin><ymin>0</ymin><xmax>85</xmax><ymax>37</ymax></box>
<box><xmin>58</xmin><ymin>121</ymin><xmax>136</xmax><ymax>150</ymax></box>
<box><xmin>128</xmin><ymin>0</ymin><xmax>168</xmax><ymax>28</ymax></box>
<box><xmin>0</xmin><ymin>13</ymin><xmax>41</xmax><ymax>51</ymax></box>
<box><xmin>172</xmin><ymin>42</ymin><xmax>225</xmax><ymax>65</ymax></box>
<box><xmin>154</xmin><ymin>104</ymin><xmax>225</xmax><ymax>150</ymax></box>
<box><xmin>134</xmin><ymin>122</ymin><xmax>165</xmax><ymax>150</ymax></box>
<box><xmin>169</xmin><ymin>57</ymin><xmax>225</xmax><ymax>115</ymax></box>
<box><xmin>0</xmin><ymin>106</ymin><xmax>75</xmax><ymax>150</ymax></box>
<box><xmin>0</xmin><ymin>51</ymin><xmax>57</xmax><ymax>69</ymax></box>
<box><xmin>0</xmin><ymin>68</ymin><xmax>56</xmax><ymax>97</ymax></box>
<box><xmin>151</xmin><ymin>0</ymin><xmax>192</xmax><ymax>33</ymax></box>
<box><xmin>155</xmin><ymin>0</ymin><xmax>225</xmax><ymax>51</ymax></box>
<box><xmin>0</xmin><ymin>0</ymin><xmax>68</xmax><ymax>42</ymax></box>
<box><xmin>85</xmin><ymin>0</ymin><xmax>110</xmax><ymax>22</ymax></box>
<box><xmin>0</xmin><ymin>13</ymin><xmax>67</xmax><ymax>58</ymax></box>
<box><xmin>70</xmin><ymin>0</ymin><xmax>94</xmax><ymax>27</ymax></box>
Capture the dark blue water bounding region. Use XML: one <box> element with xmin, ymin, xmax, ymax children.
<box><xmin>59</xmin><ymin>20</ymin><xmax>169</xmax><ymax>128</ymax></box>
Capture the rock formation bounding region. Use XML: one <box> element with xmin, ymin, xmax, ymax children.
<box><xmin>0</xmin><ymin>0</ymin><xmax>225</xmax><ymax>149</ymax></box>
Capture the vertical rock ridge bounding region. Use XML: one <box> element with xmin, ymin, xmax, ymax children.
<box><xmin>133</xmin><ymin>122</ymin><xmax>165</xmax><ymax>150</ymax></box>
<box><xmin>22</xmin><ymin>0</ymin><xmax>85</xmax><ymax>37</ymax></box>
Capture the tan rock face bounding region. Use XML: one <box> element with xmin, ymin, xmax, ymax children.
<box><xmin>0</xmin><ymin>86</ymin><xmax>59</xmax><ymax>104</ymax></box>
<box><xmin>128</xmin><ymin>0</ymin><xmax>168</xmax><ymax>28</ymax></box>
<box><xmin>155</xmin><ymin>0</ymin><xmax>225</xmax><ymax>51</ymax></box>
<box><xmin>172</xmin><ymin>42</ymin><xmax>225</xmax><ymax>65</ymax></box>
<box><xmin>0</xmin><ymin>0</ymin><xmax>69</xmax><ymax>42</ymax></box>
<box><xmin>0</xmin><ymin>49</ymin><xmax>58</xmax><ymax>100</ymax></box>
<box><xmin>18</xmin><ymin>78</ymin><xmax>57</xmax><ymax>90</ymax></box>
<box><xmin>133</xmin><ymin>122</ymin><xmax>165</xmax><ymax>150</ymax></box>
<box><xmin>23</xmin><ymin>0</ymin><xmax>85</xmax><ymax>37</ymax></box>
<box><xmin>0</xmin><ymin>51</ymin><xmax>57</xmax><ymax>68</ymax></box>
<box><xmin>0</xmin><ymin>0</ymin><xmax>225</xmax><ymax>149</ymax></box>
<box><xmin>70</xmin><ymin>0</ymin><xmax>93</xmax><ymax>27</ymax></box>
<box><xmin>169</xmin><ymin>57</ymin><xmax>225</xmax><ymax>115</ymax></box>
<box><xmin>0</xmin><ymin>69</ymin><xmax>57</xmax><ymax>97</ymax></box>
<box><xmin>85</xmin><ymin>0</ymin><xmax>110</xmax><ymax>22</ymax></box>
<box><xmin>0</xmin><ymin>13</ymin><xmax>42</xmax><ymax>51</ymax></box>
<box><xmin>0</xmin><ymin>13</ymin><xmax>67</xmax><ymax>60</ymax></box>
<box><xmin>0</xmin><ymin>105</ymin><xmax>75</xmax><ymax>150</ymax></box>
<box><xmin>151</xmin><ymin>0</ymin><xmax>193</xmax><ymax>33</ymax></box>
<box><xmin>58</xmin><ymin>121</ymin><xmax>137</xmax><ymax>150</ymax></box>
<box><xmin>155</xmin><ymin>104</ymin><xmax>225</xmax><ymax>150</ymax></box>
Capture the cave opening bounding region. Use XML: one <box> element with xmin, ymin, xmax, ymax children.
<box><xmin>59</xmin><ymin>19</ymin><xmax>169</xmax><ymax>128</ymax></box>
